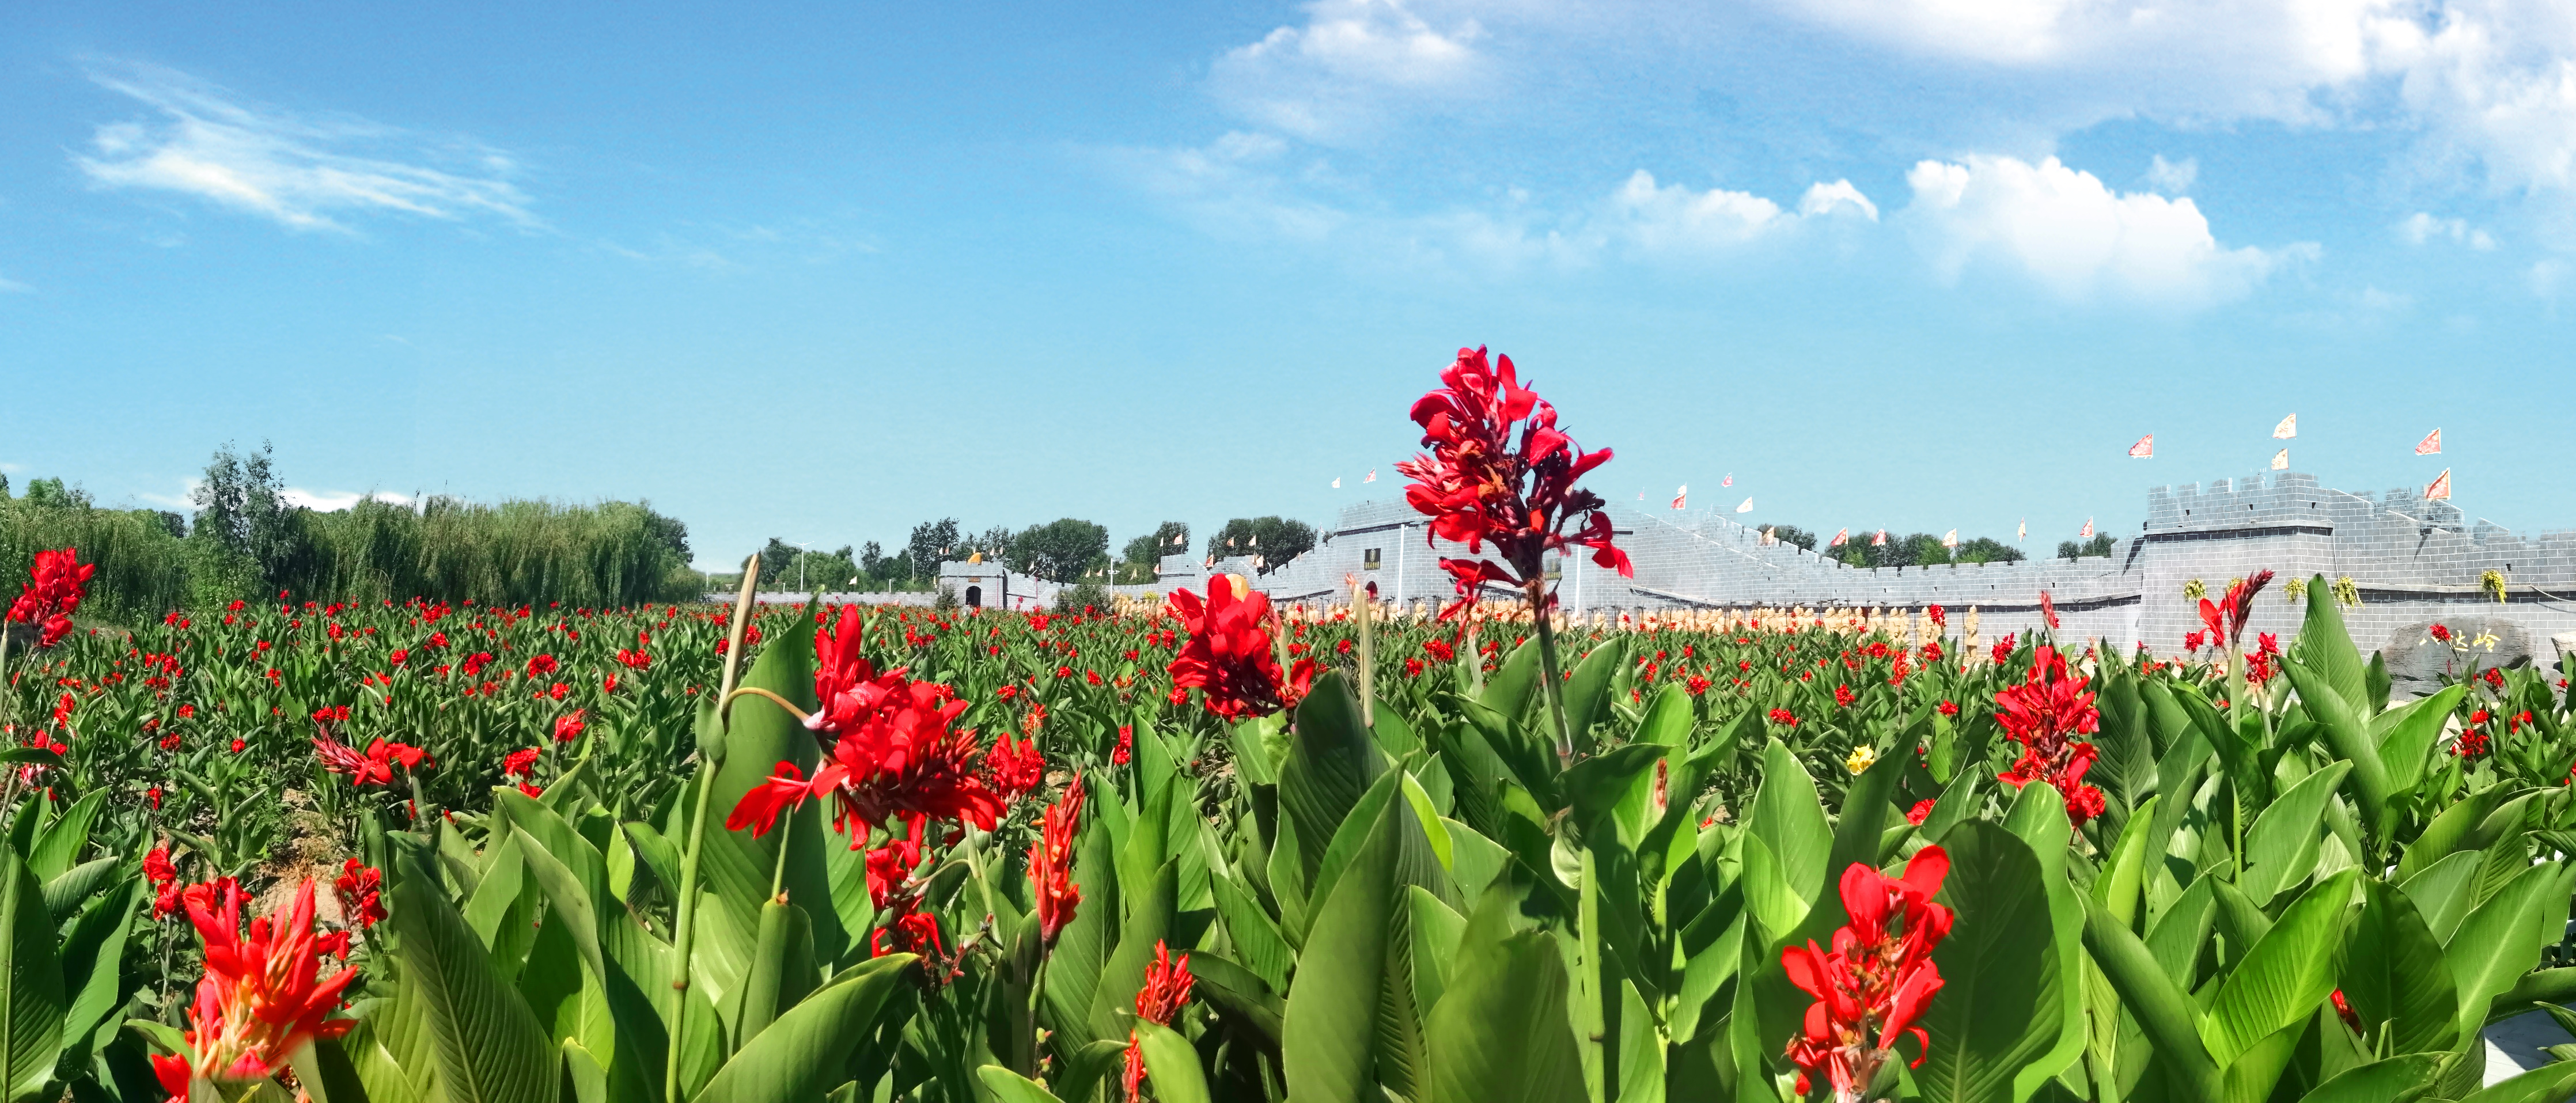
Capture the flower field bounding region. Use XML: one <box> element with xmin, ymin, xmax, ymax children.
<box><xmin>2</xmin><ymin>348</ymin><xmax>2574</xmax><ymax>1103</ymax></box>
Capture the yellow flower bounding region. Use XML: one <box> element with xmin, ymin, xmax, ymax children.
<box><xmin>1846</xmin><ymin>745</ymin><xmax>1877</xmax><ymax>775</ymax></box>
<box><xmin>2183</xmin><ymin>579</ymin><xmax>2207</xmax><ymax>601</ymax></box>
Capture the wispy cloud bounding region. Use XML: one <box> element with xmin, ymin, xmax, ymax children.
<box><xmin>2396</xmin><ymin>211</ymin><xmax>2497</xmax><ymax>249</ymax></box>
<box><xmin>76</xmin><ymin>60</ymin><xmax>537</xmax><ymax>233</ymax></box>
<box><xmin>0</xmin><ymin>276</ymin><xmax>29</xmax><ymax>294</ymax></box>
<box><xmin>282</xmin><ymin>487</ymin><xmax>414</xmax><ymax>511</ymax></box>
<box><xmin>1211</xmin><ymin>0</ymin><xmax>1490</xmax><ymax>142</ymax></box>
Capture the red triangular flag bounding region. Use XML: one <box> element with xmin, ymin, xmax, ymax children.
<box><xmin>2415</xmin><ymin>429</ymin><xmax>2441</xmax><ymax>455</ymax></box>
<box><xmin>1829</xmin><ymin>528</ymin><xmax>1848</xmax><ymax>548</ymax></box>
<box><xmin>2425</xmin><ymin>468</ymin><xmax>2451</xmax><ymax>500</ymax></box>
<box><xmin>2128</xmin><ymin>434</ymin><xmax>2154</xmax><ymax>458</ymax></box>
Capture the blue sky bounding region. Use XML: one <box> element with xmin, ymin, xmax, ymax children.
<box><xmin>3</xmin><ymin>0</ymin><xmax>2570</xmax><ymax>568</ymax></box>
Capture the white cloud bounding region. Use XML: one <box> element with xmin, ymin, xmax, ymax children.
<box><xmin>1763</xmin><ymin>0</ymin><xmax>2576</xmax><ymax>206</ymax></box>
<box><xmin>1608</xmin><ymin>170</ymin><xmax>1784</xmax><ymax>246</ymax></box>
<box><xmin>1210</xmin><ymin>0</ymin><xmax>1488</xmax><ymax>142</ymax></box>
<box><xmin>2530</xmin><ymin>257</ymin><xmax>2571</xmax><ymax>297</ymax></box>
<box><xmin>1901</xmin><ymin>154</ymin><xmax>2300</xmax><ymax>306</ymax></box>
<box><xmin>2397</xmin><ymin>211</ymin><xmax>2498</xmax><ymax>248</ymax></box>
<box><xmin>1601</xmin><ymin>171</ymin><xmax>1879</xmax><ymax>255</ymax></box>
<box><xmin>282</xmin><ymin>487</ymin><xmax>414</xmax><ymax>511</ymax></box>
<box><xmin>77</xmin><ymin>60</ymin><xmax>536</xmax><ymax>233</ymax></box>
<box><xmin>2146</xmin><ymin>155</ymin><xmax>2198</xmax><ymax>194</ymax></box>
<box><xmin>131</xmin><ymin>479</ymin><xmax>198</xmax><ymax>510</ymax></box>
<box><xmin>1797</xmin><ymin>179</ymin><xmax>1880</xmax><ymax>220</ymax></box>
<box><xmin>0</xmin><ymin>276</ymin><xmax>28</xmax><ymax>294</ymax></box>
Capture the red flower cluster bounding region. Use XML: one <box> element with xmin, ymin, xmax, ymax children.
<box><xmin>7</xmin><ymin>547</ymin><xmax>94</xmax><ymax>647</ymax></box>
<box><xmin>151</xmin><ymin>879</ymin><xmax>357</xmax><ymax>1100</ymax></box>
<box><xmin>1121</xmin><ymin>941</ymin><xmax>1197</xmax><ymax>1103</ymax></box>
<box><xmin>1782</xmin><ymin>847</ymin><xmax>1953</xmax><ymax>1103</ymax></box>
<box><xmin>553</xmin><ymin>710</ymin><xmax>586</xmax><ymax>744</ymax></box>
<box><xmin>1029</xmin><ymin>775</ymin><xmax>1085</xmax><ymax>947</ymax></box>
<box><xmin>2197</xmin><ymin>570</ymin><xmax>2274</xmax><ymax>653</ymax></box>
<box><xmin>1994</xmin><ymin>646</ymin><xmax>2105</xmax><ymax>825</ymax></box>
<box><xmin>729</xmin><ymin>609</ymin><xmax>1006</xmax><ymax>840</ymax></box>
<box><xmin>334</xmin><ymin>859</ymin><xmax>384</xmax><ymax>928</ymax></box>
<box><xmin>311</xmin><ymin>735</ymin><xmax>430</xmax><ymax>788</ymax></box>
<box><xmin>1395</xmin><ymin>347</ymin><xmax>1632</xmax><ymax>611</ymax></box>
<box><xmin>985</xmin><ymin>733</ymin><xmax>1044</xmax><ymax>798</ymax></box>
<box><xmin>1768</xmin><ymin>708</ymin><xmax>1798</xmax><ymax>727</ymax></box>
<box><xmin>145</xmin><ymin>846</ymin><xmax>180</xmax><ymax>918</ymax></box>
<box><xmin>1164</xmin><ymin>577</ymin><xmax>1313</xmax><ymax>721</ymax></box>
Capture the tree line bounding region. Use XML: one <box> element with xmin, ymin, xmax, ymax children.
<box><xmin>0</xmin><ymin>444</ymin><xmax>702</xmax><ymax>624</ymax></box>
<box><xmin>1752</xmin><ymin>524</ymin><xmax>2117</xmax><ymax>567</ymax></box>
<box><xmin>748</xmin><ymin>514</ymin><xmax>1324</xmax><ymax>592</ymax></box>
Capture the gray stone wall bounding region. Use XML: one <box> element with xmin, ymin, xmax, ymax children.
<box><xmin>1207</xmin><ymin>471</ymin><xmax>2576</xmax><ymax>665</ymax></box>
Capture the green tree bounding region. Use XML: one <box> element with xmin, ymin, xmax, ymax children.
<box><xmin>190</xmin><ymin>442</ymin><xmax>314</xmax><ymax>600</ymax></box>
<box><xmin>907</xmin><ymin>518</ymin><xmax>961</xmax><ymax>582</ymax></box>
<box><xmin>1953</xmin><ymin>536</ymin><xmax>2025</xmax><ymax>564</ymax></box>
<box><xmin>1123</xmin><ymin>521</ymin><xmax>1189</xmax><ymax>566</ymax></box>
<box><xmin>1755</xmin><ymin>523</ymin><xmax>1818</xmax><ymax>551</ymax></box>
<box><xmin>1207</xmin><ymin>516</ymin><xmax>1316</xmax><ymax>572</ymax></box>
<box><xmin>758</xmin><ymin>537</ymin><xmax>798</xmax><ymax>587</ymax></box>
<box><xmin>2055</xmin><ymin>534</ymin><xmax>2116</xmax><ymax>559</ymax></box>
<box><xmin>1009</xmin><ymin>518</ymin><xmax>1109</xmax><ymax>583</ymax></box>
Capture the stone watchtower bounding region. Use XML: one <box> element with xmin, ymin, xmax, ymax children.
<box><xmin>939</xmin><ymin>555</ymin><xmax>1016</xmax><ymax>611</ymax></box>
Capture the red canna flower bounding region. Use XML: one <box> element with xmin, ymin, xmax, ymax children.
<box><xmin>985</xmin><ymin>733</ymin><xmax>1044</xmax><ymax>798</ymax></box>
<box><xmin>1395</xmin><ymin>347</ymin><xmax>1631</xmax><ymax>612</ymax></box>
<box><xmin>155</xmin><ymin>878</ymin><xmax>358</xmax><ymax>1096</ymax></box>
<box><xmin>502</xmin><ymin>748</ymin><xmax>540</xmax><ymax>778</ymax></box>
<box><xmin>1769</xmin><ymin>707</ymin><xmax>1798</xmax><ymax>727</ymax></box>
<box><xmin>332</xmin><ymin>859</ymin><xmax>385</xmax><ymax>929</ymax></box>
<box><xmin>1935</xmin><ymin>700</ymin><xmax>1959</xmax><ymax>717</ymax></box>
<box><xmin>1164</xmin><ymin>576</ymin><xmax>1313</xmax><ymax>721</ymax></box>
<box><xmin>1122</xmin><ymin>941</ymin><xmax>1197</xmax><ymax>1103</ymax></box>
<box><xmin>145</xmin><ymin>845</ymin><xmax>177</xmax><ymax>885</ymax></box>
<box><xmin>1112</xmin><ymin>725</ymin><xmax>1134</xmax><ymax>765</ymax></box>
<box><xmin>2196</xmin><ymin>570</ymin><xmax>2274</xmax><ymax>653</ymax></box>
<box><xmin>1994</xmin><ymin>646</ymin><xmax>2105</xmax><ymax>826</ymax></box>
<box><xmin>2331</xmin><ymin>989</ymin><xmax>2362</xmax><ymax>1033</ymax></box>
<box><xmin>1030</xmin><ymin>775</ymin><xmax>1085</xmax><ymax>947</ymax></box>
<box><xmin>1782</xmin><ymin>847</ymin><xmax>1953</xmax><ymax>1103</ymax></box>
<box><xmin>525</xmin><ymin>654</ymin><xmax>559</xmax><ymax>677</ymax></box>
<box><xmin>2182</xmin><ymin>630</ymin><xmax>2204</xmax><ymax>653</ymax></box>
<box><xmin>552</xmin><ymin>709</ymin><xmax>586</xmax><ymax>744</ymax></box>
<box><xmin>1904</xmin><ymin>800</ymin><xmax>1934</xmax><ymax>826</ymax></box>
<box><xmin>7</xmin><ymin>547</ymin><xmax>94</xmax><ymax>648</ymax></box>
<box><xmin>312</xmin><ymin>736</ymin><xmax>429</xmax><ymax>789</ymax></box>
<box><xmin>728</xmin><ymin>619</ymin><xmax>1003</xmax><ymax>840</ymax></box>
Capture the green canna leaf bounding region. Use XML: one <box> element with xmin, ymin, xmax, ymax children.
<box><xmin>2289</xmin><ymin>1053</ymin><xmax>2443</xmax><ymax>1103</ymax></box>
<box><xmin>0</xmin><ymin>845</ymin><xmax>65</xmax><ymax>1103</ymax></box>
<box><xmin>975</xmin><ymin>1064</ymin><xmax>1068</xmax><ymax>1103</ymax></box>
<box><xmin>1747</xmin><ymin>739</ymin><xmax>1828</xmax><ymax>908</ymax></box>
<box><xmin>1420</xmin><ymin>885</ymin><xmax>1586</xmax><ymax>1103</ymax></box>
<box><xmin>2199</xmin><ymin>869</ymin><xmax>2359</xmax><ymax>1069</ymax></box>
<box><xmin>2339</xmin><ymin>880</ymin><xmax>2458</xmax><ymax>1057</ymax></box>
<box><xmin>2239</xmin><ymin>761</ymin><xmax>2353</xmax><ymax>907</ymax></box>
<box><xmin>1282</xmin><ymin>794</ymin><xmax>1401</xmax><ymax>1103</ymax></box>
<box><xmin>391</xmin><ymin>870</ymin><xmax>560</xmax><ymax>1103</ymax></box>
<box><xmin>1134</xmin><ymin>1021</ymin><xmax>1210</xmax><ymax>1103</ymax></box>
<box><xmin>1914</xmin><ymin>821</ymin><xmax>2075</xmax><ymax>1103</ymax></box>
<box><xmin>687</xmin><ymin>956</ymin><xmax>910</xmax><ymax>1103</ymax></box>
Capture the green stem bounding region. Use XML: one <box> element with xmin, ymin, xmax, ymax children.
<box><xmin>767</xmin><ymin>806</ymin><xmax>793</xmax><ymax>901</ymax></box>
<box><xmin>1526</xmin><ymin>578</ymin><xmax>1578</xmax><ymax>762</ymax></box>
<box><xmin>665</xmin><ymin>554</ymin><xmax>759</xmax><ymax>1098</ymax></box>
<box><xmin>1353</xmin><ymin>578</ymin><xmax>1376</xmax><ymax>729</ymax></box>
